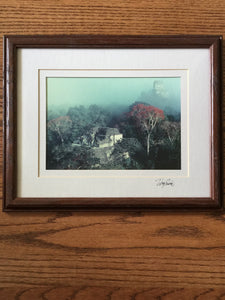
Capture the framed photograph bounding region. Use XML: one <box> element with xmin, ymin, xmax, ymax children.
<box><xmin>3</xmin><ymin>35</ymin><xmax>222</xmax><ymax>211</ymax></box>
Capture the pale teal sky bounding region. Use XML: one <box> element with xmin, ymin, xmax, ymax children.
<box><xmin>47</xmin><ymin>77</ymin><xmax>180</xmax><ymax>111</ymax></box>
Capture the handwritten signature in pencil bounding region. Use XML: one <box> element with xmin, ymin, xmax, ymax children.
<box><xmin>155</xmin><ymin>178</ymin><xmax>175</xmax><ymax>188</ymax></box>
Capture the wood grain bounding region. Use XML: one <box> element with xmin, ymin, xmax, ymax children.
<box><xmin>0</xmin><ymin>0</ymin><xmax>225</xmax><ymax>299</ymax></box>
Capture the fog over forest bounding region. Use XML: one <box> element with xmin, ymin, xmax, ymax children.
<box><xmin>47</xmin><ymin>77</ymin><xmax>181</xmax><ymax>170</ymax></box>
<box><xmin>47</xmin><ymin>77</ymin><xmax>180</xmax><ymax>117</ymax></box>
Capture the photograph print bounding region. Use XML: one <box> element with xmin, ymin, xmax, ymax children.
<box><xmin>46</xmin><ymin>77</ymin><xmax>181</xmax><ymax>170</ymax></box>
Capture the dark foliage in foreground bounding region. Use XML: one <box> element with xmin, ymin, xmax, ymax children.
<box><xmin>47</xmin><ymin>103</ymin><xmax>181</xmax><ymax>170</ymax></box>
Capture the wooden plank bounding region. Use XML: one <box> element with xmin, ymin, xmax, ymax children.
<box><xmin>0</xmin><ymin>0</ymin><xmax>224</xmax><ymax>298</ymax></box>
<box><xmin>0</xmin><ymin>212</ymin><xmax>224</xmax><ymax>288</ymax></box>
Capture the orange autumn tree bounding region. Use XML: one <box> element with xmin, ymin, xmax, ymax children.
<box><xmin>128</xmin><ymin>104</ymin><xmax>165</xmax><ymax>156</ymax></box>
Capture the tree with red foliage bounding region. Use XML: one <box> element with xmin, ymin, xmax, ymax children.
<box><xmin>128</xmin><ymin>104</ymin><xmax>165</xmax><ymax>156</ymax></box>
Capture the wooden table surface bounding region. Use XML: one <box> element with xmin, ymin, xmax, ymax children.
<box><xmin>0</xmin><ymin>0</ymin><xmax>224</xmax><ymax>299</ymax></box>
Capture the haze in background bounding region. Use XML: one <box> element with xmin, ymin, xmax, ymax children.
<box><xmin>47</xmin><ymin>77</ymin><xmax>181</xmax><ymax>114</ymax></box>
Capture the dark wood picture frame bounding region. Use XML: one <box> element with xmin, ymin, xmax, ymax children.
<box><xmin>3</xmin><ymin>35</ymin><xmax>222</xmax><ymax>211</ymax></box>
